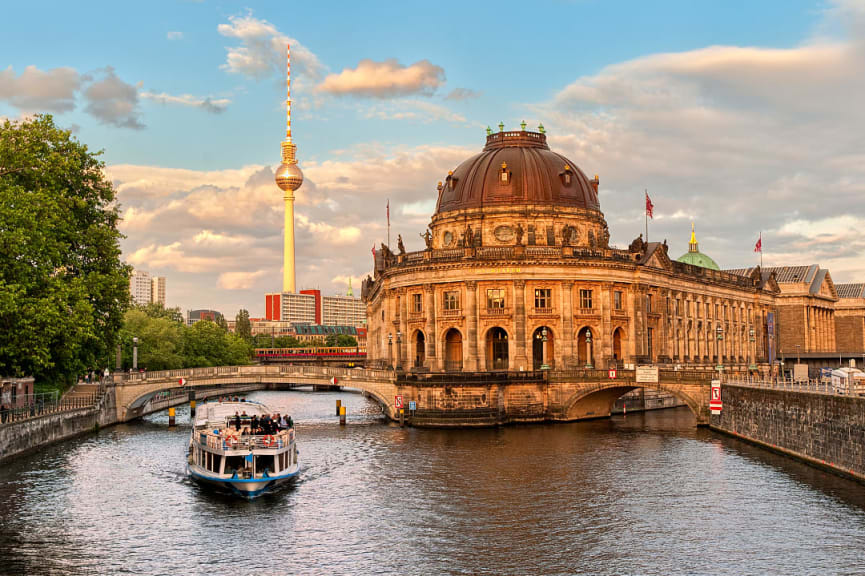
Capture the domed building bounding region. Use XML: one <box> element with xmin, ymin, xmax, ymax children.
<box><xmin>677</xmin><ymin>224</ymin><xmax>720</xmax><ymax>271</ymax></box>
<box><xmin>362</xmin><ymin>125</ymin><xmax>779</xmax><ymax>374</ymax></box>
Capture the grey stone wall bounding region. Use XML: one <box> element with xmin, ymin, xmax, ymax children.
<box><xmin>714</xmin><ymin>385</ymin><xmax>865</xmax><ymax>481</ymax></box>
<box><xmin>0</xmin><ymin>385</ymin><xmax>117</xmax><ymax>463</ymax></box>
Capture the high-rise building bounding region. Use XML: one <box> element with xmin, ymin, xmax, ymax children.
<box><xmin>151</xmin><ymin>276</ymin><xmax>166</xmax><ymax>306</ymax></box>
<box><xmin>129</xmin><ymin>270</ymin><xmax>152</xmax><ymax>306</ymax></box>
<box><xmin>322</xmin><ymin>295</ymin><xmax>367</xmax><ymax>326</ymax></box>
<box><xmin>264</xmin><ymin>290</ymin><xmax>366</xmax><ymax>327</ymax></box>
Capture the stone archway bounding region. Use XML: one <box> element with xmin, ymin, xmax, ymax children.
<box><xmin>562</xmin><ymin>381</ymin><xmax>706</xmax><ymax>425</ymax></box>
<box><xmin>412</xmin><ymin>330</ymin><xmax>426</xmax><ymax>368</ymax></box>
<box><xmin>612</xmin><ymin>328</ymin><xmax>624</xmax><ymax>362</ymax></box>
<box><xmin>444</xmin><ymin>328</ymin><xmax>463</xmax><ymax>372</ymax></box>
<box><xmin>532</xmin><ymin>326</ymin><xmax>554</xmax><ymax>370</ymax></box>
<box><xmin>486</xmin><ymin>327</ymin><xmax>509</xmax><ymax>371</ymax></box>
<box><xmin>576</xmin><ymin>327</ymin><xmax>594</xmax><ymax>368</ymax></box>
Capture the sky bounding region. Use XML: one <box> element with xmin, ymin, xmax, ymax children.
<box><xmin>2</xmin><ymin>0</ymin><xmax>865</xmax><ymax>319</ymax></box>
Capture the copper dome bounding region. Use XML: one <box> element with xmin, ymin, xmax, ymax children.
<box><xmin>434</xmin><ymin>130</ymin><xmax>600</xmax><ymax>215</ymax></box>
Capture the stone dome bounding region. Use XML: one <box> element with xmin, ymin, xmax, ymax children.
<box><xmin>434</xmin><ymin>129</ymin><xmax>600</xmax><ymax>215</ymax></box>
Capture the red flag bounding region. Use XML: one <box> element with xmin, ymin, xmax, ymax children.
<box><xmin>754</xmin><ymin>233</ymin><xmax>762</xmax><ymax>253</ymax></box>
<box><xmin>645</xmin><ymin>191</ymin><xmax>654</xmax><ymax>219</ymax></box>
<box><xmin>371</xmin><ymin>244</ymin><xmax>376</xmax><ymax>259</ymax></box>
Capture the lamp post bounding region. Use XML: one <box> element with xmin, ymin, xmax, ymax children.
<box><xmin>715</xmin><ymin>325</ymin><xmax>723</xmax><ymax>375</ymax></box>
<box><xmin>540</xmin><ymin>327</ymin><xmax>550</xmax><ymax>370</ymax></box>
<box><xmin>396</xmin><ymin>330</ymin><xmax>402</xmax><ymax>371</ymax></box>
<box><xmin>388</xmin><ymin>333</ymin><xmax>393</xmax><ymax>370</ymax></box>
<box><xmin>585</xmin><ymin>328</ymin><xmax>594</xmax><ymax>369</ymax></box>
<box><xmin>132</xmin><ymin>337</ymin><xmax>139</xmax><ymax>371</ymax></box>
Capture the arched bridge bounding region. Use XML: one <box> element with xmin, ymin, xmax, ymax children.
<box><xmin>114</xmin><ymin>365</ymin><xmax>715</xmax><ymax>426</ymax></box>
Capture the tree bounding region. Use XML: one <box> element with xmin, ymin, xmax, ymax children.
<box><xmin>181</xmin><ymin>320</ymin><xmax>251</xmax><ymax>368</ymax></box>
<box><xmin>0</xmin><ymin>115</ymin><xmax>129</xmax><ymax>386</ymax></box>
<box><xmin>139</xmin><ymin>302</ymin><xmax>183</xmax><ymax>324</ymax></box>
<box><xmin>337</xmin><ymin>334</ymin><xmax>358</xmax><ymax>347</ymax></box>
<box><xmin>235</xmin><ymin>309</ymin><xmax>252</xmax><ymax>340</ymax></box>
<box><xmin>119</xmin><ymin>309</ymin><xmax>183</xmax><ymax>370</ymax></box>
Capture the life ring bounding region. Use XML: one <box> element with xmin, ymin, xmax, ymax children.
<box><xmin>263</xmin><ymin>435</ymin><xmax>274</xmax><ymax>447</ymax></box>
<box><xmin>226</xmin><ymin>434</ymin><xmax>237</xmax><ymax>447</ymax></box>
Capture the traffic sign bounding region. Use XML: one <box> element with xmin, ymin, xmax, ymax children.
<box><xmin>608</xmin><ymin>368</ymin><xmax>617</xmax><ymax>379</ymax></box>
<box><xmin>179</xmin><ymin>377</ymin><xmax>187</xmax><ymax>386</ymax></box>
<box><xmin>409</xmin><ymin>401</ymin><xmax>416</xmax><ymax>411</ymax></box>
<box><xmin>330</xmin><ymin>376</ymin><xmax>338</xmax><ymax>385</ymax></box>
<box><xmin>394</xmin><ymin>395</ymin><xmax>403</xmax><ymax>409</ymax></box>
<box><xmin>709</xmin><ymin>380</ymin><xmax>722</xmax><ymax>414</ymax></box>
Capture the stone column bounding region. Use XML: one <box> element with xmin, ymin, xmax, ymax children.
<box><xmin>398</xmin><ymin>288</ymin><xmax>408</xmax><ymax>371</ymax></box>
<box><xmin>424</xmin><ymin>283</ymin><xmax>437</xmax><ymax>370</ymax></box>
<box><xmin>561</xmin><ymin>280</ymin><xmax>574</xmax><ymax>366</ymax></box>
<box><xmin>465</xmin><ymin>280</ymin><xmax>479</xmax><ymax>371</ymax></box>
<box><xmin>513</xmin><ymin>280</ymin><xmax>527</xmax><ymax>370</ymax></box>
<box><xmin>600</xmin><ymin>282</ymin><xmax>613</xmax><ymax>366</ymax></box>
<box><xmin>631</xmin><ymin>287</ymin><xmax>642</xmax><ymax>360</ymax></box>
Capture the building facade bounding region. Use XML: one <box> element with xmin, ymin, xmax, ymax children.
<box><xmin>151</xmin><ymin>276</ymin><xmax>166</xmax><ymax>306</ymax></box>
<box><xmin>322</xmin><ymin>295</ymin><xmax>367</xmax><ymax>327</ymax></box>
<box><xmin>362</xmin><ymin>128</ymin><xmax>779</xmax><ymax>373</ymax></box>
<box><xmin>265</xmin><ymin>290</ymin><xmax>366</xmax><ymax>327</ymax></box>
<box><xmin>130</xmin><ymin>270</ymin><xmax>152</xmax><ymax>306</ymax></box>
<box><xmin>835</xmin><ymin>284</ymin><xmax>865</xmax><ymax>354</ymax></box>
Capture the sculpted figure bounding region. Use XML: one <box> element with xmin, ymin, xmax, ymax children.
<box><xmin>397</xmin><ymin>234</ymin><xmax>406</xmax><ymax>255</ymax></box>
<box><xmin>464</xmin><ymin>225</ymin><xmax>474</xmax><ymax>247</ymax></box>
<box><xmin>602</xmin><ymin>224</ymin><xmax>610</xmax><ymax>247</ymax></box>
<box><xmin>419</xmin><ymin>228</ymin><xmax>432</xmax><ymax>249</ymax></box>
<box><xmin>515</xmin><ymin>223</ymin><xmax>524</xmax><ymax>245</ymax></box>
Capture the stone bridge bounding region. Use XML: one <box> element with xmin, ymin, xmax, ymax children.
<box><xmin>115</xmin><ymin>365</ymin><xmax>714</xmax><ymax>426</ymax></box>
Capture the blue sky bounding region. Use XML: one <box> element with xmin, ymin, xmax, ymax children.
<box><xmin>2</xmin><ymin>0</ymin><xmax>864</xmax><ymax>316</ymax></box>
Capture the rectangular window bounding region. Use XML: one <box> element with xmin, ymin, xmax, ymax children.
<box><xmin>580</xmin><ymin>289</ymin><xmax>593</xmax><ymax>309</ymax></box>
<box><xmin>614</xmin><ymin>291</ymin><xmax>623</xmax><ymax>310</ymax></box>
<box><xmin>487</xmin><ymin>288</ymin><xmax>505</xmax><ymax>309</ymax></box>
<box><xmin>705</xmin><ymin>303</ymin><xmax>710</xmax><ymax>318</ymax></box>
<box><xmin>444</xmin><ymin>291</ymin><xmax>460</xmax><ymax>310</ymax></box>
<box><xmin>675</xmin><ymin>299</ymin><xmax>680</xmax><ymax>316</ymax></box>
<box><xmin>646</xmin><ymin>294</ymin><xmax>653</xmax><ymax>314</ymax></box>
<box><xmin>546</xmin><ymin>226</ymin><xmax>555</xmax><ymax>246</ymax></box>
<box><xmin>412</xmin><ymin>293</ymin><xmax>423</xmax><ymax>313</ymax></box>
<box><xmin>534</xmin><ymin>288</ymin><xmax>551</xmax><ymax>309</ymax></box>
<box><xmin>527</xmin><ymin>226</ymin><xmax>536</xmax><ymax>246</ymax></box>
<box><xmin>647</xmin><ymin>327</ymin><xmax>654</xmax><ymax>359</ymax></box>
<box><xmin>666</xmin><ymin>297</ymin><xmax>671</xmax><ymax>315</ymax></box>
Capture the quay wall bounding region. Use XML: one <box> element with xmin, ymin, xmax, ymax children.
<box><xmin>0</xmin><ymin>385</ymin><xmax>117</xmax><ymax>463</ymax></box>
<box><xmin>712</xmin><ymin>384</ymin><xmax>865</xmax><ymax>483</ymax></box>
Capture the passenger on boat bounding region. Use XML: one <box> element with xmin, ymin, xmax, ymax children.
<box><xmin>250</xmin><ymin>415</ymin><xmax>259</xmax><ymax>434</ymax></box>
<box><xmin>233</xmin><ymin>412</ymin><xmax>241</xmax><ymax>431</ymax></box>
<box><xmin>288</xmin><ymin>416</ymin><xmax>294</xmax><ymax>429</ymax></box>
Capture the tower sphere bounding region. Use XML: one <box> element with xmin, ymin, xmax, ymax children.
<box><xmin>275</xmin><ymin>162</ymin><xmax>304</xmax><ymax>193</ymax></box>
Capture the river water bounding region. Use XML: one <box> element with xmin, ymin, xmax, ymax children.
<box><xmin>1</xmin><ymin>390</ymin><xmax>864</xmax><ymax>576</ymax></box>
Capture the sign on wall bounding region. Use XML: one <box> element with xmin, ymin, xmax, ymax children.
<box><xmin>709</xmin><ymin>380</ymin><xmax>722</xmax><ymax>414</ymax></box>
<box><xmin>635</xmin><ymin>365</ymin><xmax>659</xmax><ymax>383</ymax></box>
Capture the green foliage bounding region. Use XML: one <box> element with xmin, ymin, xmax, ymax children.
<box><xmin>138</xmin><ymin>301</ymin><xmax>183</xmax><ymax>324</ymax></box>
<box><xmin>0</xmin><ymin>115</ymin><xmax>129</xmax><ymax>385</ymax></box>
<box><xmin>337</xmin><ymin>334</ymin><xmax>358</xmax><ymax>347</ymax></box>
<box><xmin>235</xmin><ymin>309</ymin><xmax>251</xmax><ymax>340</ymax></box>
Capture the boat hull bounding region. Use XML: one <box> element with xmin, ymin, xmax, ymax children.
<box><xmin>188</xmin><ymin>464</ymin><xmax>300</xmax><ymax>499</ymax></box>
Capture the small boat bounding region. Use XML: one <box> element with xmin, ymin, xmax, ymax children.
<box><xmin>187</xmin><ymin>400</ymin><xmax>299</xmax><ymax>498</ymax></box>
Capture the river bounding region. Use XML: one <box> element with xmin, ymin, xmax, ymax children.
<box><xmin>1</xmin><ymin>389</ymin><xmax>864</xmax><ymax>576</ymax></box>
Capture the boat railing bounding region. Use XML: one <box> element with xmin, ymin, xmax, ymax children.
<box><xmin>196</xmin><ymin>428</ymin><xmax>295</xmax><ymax>451</ymax></box>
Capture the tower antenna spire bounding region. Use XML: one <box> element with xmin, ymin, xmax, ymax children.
<box><xmin>285</xmin><ymin>43</ymin><xmax>292</xmax><ymax>142</ymax></box>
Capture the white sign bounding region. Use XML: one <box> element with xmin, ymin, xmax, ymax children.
<box><xmin>635</xmin><ymin>365</ymin><xmax>659</xmax><ymax>383</ymax></box>
<box><xmin>330</xmin><ymin>376</ymin><xmax>338</xmax><ymax>385</ymax></box>
<box><xmin>608</xmin><ymin>368</ymin><xmax>618</xmax><ymax>380</ymax></box>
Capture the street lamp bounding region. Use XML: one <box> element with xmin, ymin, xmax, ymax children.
<box><xmin>585</xmin><ymin>328</ymin><xmax>594</xmax><ymax>369</ymax></box>
<box><xmin>396</xmin><ymin>330</ymin><xmax>402</xmax><ymax>371</ymax></box>
<box><xmin>540</xmin><ymin>327</ymin><xmax>550</xmax><ymax>370</ymax></box>
<box><xmin>715</xmin><ymin>325</ymin><xmax>723</xmax><ymax>373</ymax></box>
<box><xmin>388</xmin><ymin>332</ymin><xmax>393</xmax><ymax>370</ymax></box>
<box><xmin>132</xmin><ymin>337</ymin><xmax>139</xmax><ymax>371</ymax></box>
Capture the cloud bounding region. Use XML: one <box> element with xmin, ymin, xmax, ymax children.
<box><xmin>530</xmin><ymin>8</ymin><xmax>865</xmax><ymax>282</ymax></box>
<box><xmin>318</xmin><ymin>59</ymin><xmax>445</xmax><ymax>98</ymax></box>
<box><xmin>218</xmin><ymin>270</ymin><xmax>268</xmax><ymax>290</ymax></box>
<box><xmin>444</xmin><ymin>87</ymin><xmax>481</xmax><ymax>101</ymax></box>
<box><xmin>217</xmin><ymin>13</ymin><xmax>324</xmax><ymax>82</ymax></box>
<box><xmin>0</xmin><ymin>65</ymin><xmax>80</xmax><ymax>113</ymax></box>
<box><xmin>141</xmin><ymin>90</ymin><xmax>231</xmax><ymax>113</ymax></box>
<box><xmin>82</xmin><ymin>67</ymin><xmax>143</xmax><ymax>129</ymax></box>
<box><xmin>167</xmin><ymin>31</ymin><xmax>183</xmax><ymax>40</ymax></box>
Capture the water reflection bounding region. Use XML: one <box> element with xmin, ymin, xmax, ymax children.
<box><xmin>1</xmin><ymin>390</ymin><xmax>863</xmax><ymax>575</ymax></box>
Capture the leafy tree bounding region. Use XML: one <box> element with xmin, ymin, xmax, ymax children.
<box><xmin>337</xmin><ymin>334</ymin><xmax>358</xmax><ymax>347</ymax></box>
<box><xmin>139</xmin><ymin>301</ymin><xmax>183</xmax><ymax>324</ymax></box>
<box><xmin>119</xmin><ymin>309</ymin><xmax>183</xmax><ymax>370</ymax></box>
<box><xmin>215</xmin><ymin>313</ymin><xmax>229</xmax><ymax>332</ymax></box>
<box><xmin>0</xmin><ymin>115</ymin><xmax>129</xmax><ymax>387</ymax></box>
<box><xmin>235</xmin><ymin>309</ymin><xmax>252</xmax><ymax>340</ymax></box>
<box><xmin>181</xmin><ymin>320</ymin><xmax>250</xmax><ymax>368</ymax></box>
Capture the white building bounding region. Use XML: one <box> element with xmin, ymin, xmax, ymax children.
<box><xmin>322</xmin><ymin>295</ymin><xmax>366</xmax><ymax>326</ymax></box>
<box><xmin>151</xmin><ymin>276</ymin><xmax>166</xmax><ymax>306</ymax></box>
<box><xmin>282</xmin><ymin>292</ymin><xmax>317</xmax><ymax>324</ymax></box>
<box><xmin>130</xmin><ymin>270</ymin><xmax>152</xmax><ymax>306</ymax></box>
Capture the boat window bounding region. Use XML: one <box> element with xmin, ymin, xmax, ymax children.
<box><xmin>212</xmin><ymin>454</ymin><xmax>222</xmax><ymax>473</ymax></box>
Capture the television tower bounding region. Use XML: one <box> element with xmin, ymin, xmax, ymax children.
<box><xmin>274</xmin><ymin>43</ymin><xmax>303</xmax><ymax>293</ymax></box>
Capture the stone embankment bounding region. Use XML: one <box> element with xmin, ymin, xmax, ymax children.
<box><xmin>712</xmin><ymin>383</ymin><xmax>865</xmax><ymax>483</ymax></box>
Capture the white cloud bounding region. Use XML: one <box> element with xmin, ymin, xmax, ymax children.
<box><xmin>141</xmin><ymin>90</ymin><xmax>230</xmax><ymax>113</ymax></box>
<box><xmin>167</xmin><ymin>31</ymin><xmax>183</xmax><ymax>40</ymax></box>
<box><xmin>319</xmin><ymin>59</ymin><xmax>445</xmax><ymax>98</ymax></box>
<box><xmin>0</xmin><ymin>65</ymin><xmax>80</xmax><ymax>113</ymax></box>
<box><xmin>217</xmin><ymin>13</ymin><xmax>324</xmax><ymax>82</ymax></box>
<box><xmin>218</xmin><ymin>270</ymin><xmax>268</xmax><ymax>290</ymax></box>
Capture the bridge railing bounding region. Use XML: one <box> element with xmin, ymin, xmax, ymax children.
<box><xmin>0</xmin><ymin>376</ymin><xmax>110</xmax><ymax>427</ymax></box>
<box><xmin>723</xmin><ymin>377</ymin><xmax>864</xmax><ymax>397</ymax></box>
<box><xmin>117</xmin><ymin>364</ymin><xmax>396</xmax><ymax>384</ymax></box>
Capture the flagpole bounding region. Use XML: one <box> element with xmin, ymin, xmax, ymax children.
<box><xmin>645</xmin><ymin>189</ymin><xmax>649</xmax><ymax>243</ymax></box>
<box><xmin>760</xmin><ymin>231</ymin><xmax>763</xmax><ymax>268</ymax></box>
<box><xmin>387</xmin><ymin>199</ymin><xmax>391</xmax><ymax>250</ymax></box>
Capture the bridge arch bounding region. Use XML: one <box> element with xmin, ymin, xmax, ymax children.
<box><xmin>561</xmin><ymin>381</ymin><xmax>706</xmax><ymax>424</ymax></box>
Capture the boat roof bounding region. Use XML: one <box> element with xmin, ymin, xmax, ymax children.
<box><xmin>194</xmin><ymin>400</ymin><xmax>272</xmax><ymax>426</ymax></box>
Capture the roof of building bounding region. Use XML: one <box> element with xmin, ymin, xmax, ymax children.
<box><xmin>726</xmin><ymin>265</ymin><xmax>836</xmax><ymax>297</ymax></box>
<box><xmin>836</xmin><ymin>283</ymin><xmax>865</xmax><ymax>299</ymax></box>
<box><xmin>675</xmin><ymin>224</ymin><xmax>720</xmax><ymax>270</ymax></box>
<box><xmin>434</xmin><ymin>128</ymin><xmax>600</xmax><ymax>215</ymax></box>
<box><xmin>292</xmin><ymin>324</ymin><xmax>358</xmax><ymax>335</ymax></box>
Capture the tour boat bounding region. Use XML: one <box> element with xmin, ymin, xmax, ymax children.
<box><xmin>187</xmin><ymin>400</ymin><xmax>299</xmax><ymax>498</ymax></box>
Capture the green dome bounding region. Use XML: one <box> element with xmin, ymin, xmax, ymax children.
<box><xmin>676</xmin><ymin>224</ymin><xmax>720</xmax><ymax>270</ymax></box>
<box><xmin>677</xmin><ymin>250</ymin><xmax>720</xmax><ymax>270</ymax></box>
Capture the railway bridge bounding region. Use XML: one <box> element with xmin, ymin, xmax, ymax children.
<box><xmin>114</xmin><ymin>365</ymin><xmax>715</xmax><ymax>425</ymax></box>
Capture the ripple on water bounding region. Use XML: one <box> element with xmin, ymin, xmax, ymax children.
<box><xmin>1</xmin><ymin>394</ymin><xmax>865</xmax><ymax>576</ymax></box>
